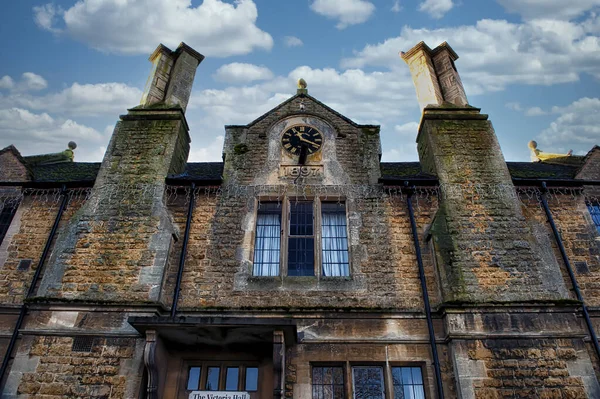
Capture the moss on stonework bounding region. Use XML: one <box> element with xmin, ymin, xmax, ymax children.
<box><xmin>233</xmin><ymin>143</ymin><xmax>249</xmax><ymax>154</ymax></box>
<box><xmin>361</xmin><ymin>127</ymin><xmax>380</xmax><ymax>136</ymax></box>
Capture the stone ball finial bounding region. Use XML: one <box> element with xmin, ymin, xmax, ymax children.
<box><xmin>297</xmin><ymin>78</ymin><xmax>307</xmax><ymax>89</ymax></box>
<box><xmin>68</xmin><ymin>141</ymin><xmax>77</xmax><ymax>150</ymax></box>
<box><xmin>528</xmin><ymin>140</ymin><xmax>537</xmax><ymax>150</ymax></box>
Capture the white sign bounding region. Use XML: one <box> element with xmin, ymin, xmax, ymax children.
<box><xmin>189</xmin><ymin>392</ymin><xmax>250</xmax><ymax>399</ymax></box>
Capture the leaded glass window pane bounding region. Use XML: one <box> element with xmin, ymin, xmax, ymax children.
<box><xmin>313</xmin><ymin>366</ymin><xmax>345</xmax><ymax>399</ymax></box>
<box><xmin>352</xmin><ymin>366</ymin><xmax>384</xmax><ymax>399</ymax></box>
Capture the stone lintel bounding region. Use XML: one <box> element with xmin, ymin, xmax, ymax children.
<box><xmin>442</xmin><ymin>307</ymin><xmax>586</xmax><ymax>338</ymax></box>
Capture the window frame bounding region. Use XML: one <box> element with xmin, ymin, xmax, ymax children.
<box><xmin>310</xmin><ymin>363</ymin><xmax>427</xmax><ymax>399</ymax></box>
<box><xmin>0</xmin><ymin>199</ymin><xmax>20</xmax><ymax>246</ymax></box>
<box><xmin>251</xmin><ymin>196</ymin><xmax>351</xmax><ymax>278</ymax></box>
<box><xmin>181</xmin><ymin>361</ymin><xmax>261</xmax><ymax>394</ymax></box>
<box><xmin>586</xmin><ymin>200</ymin><xmax>600</xmax><ymax>235</ymax></box>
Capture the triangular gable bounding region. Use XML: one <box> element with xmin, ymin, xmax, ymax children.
<box><xmin>575</xmin><ymin>145</ymin><xmax>600</xmax><ymax>180</ymax></box>
<box><xmin>0</xmin><ymin>145</ymin><xmax>32</xmax><ymax>182</ymax></box>
<box><xmin>225</xmin><ymin>93</ymin><xmax>379</xmax><ymax>133</ymax></box>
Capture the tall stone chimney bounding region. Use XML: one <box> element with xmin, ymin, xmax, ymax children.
<box><xmin>400</xmin><ymin>41</ymin><xmax>568</xmax><ymax>304</ymax></box>
<box><xmin>400</xmin><ymin>41</ymin><xmax>468</xmax><ymax>111</ymax></box>
<box><xmin>141</xmin><ymin>42</ymin><xmax>205</xmax><ymax>113</ymax></box>
<box><xmin>38</xmin><ymin>43</ymin><xmax>204</xmax><ymax>303</ymax></box>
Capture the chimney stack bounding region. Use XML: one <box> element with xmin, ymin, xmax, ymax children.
<box><xmin>141</xmin><ymin>42</ymin><xmax>205</xmax><ymax>113</ymax></box>
<box><xmin>400</xmin><ymin>41</ymin><xmax>468</xmax><ymax>111</ymax></box>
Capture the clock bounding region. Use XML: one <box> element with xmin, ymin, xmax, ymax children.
<box><xmin>281</xmin><ymin>125</ymin><xmax>323</xmax><ymax>156</ymax></box>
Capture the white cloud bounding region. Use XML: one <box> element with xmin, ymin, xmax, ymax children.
<box><xmin>341</xmin><ymin>18</ymin><xmax>600</xmax><ymax>94</ymax></box>
<box><xmin>394</xmin><ymin>121</ymin><xmax>419</xmax><ymax>135</ymax></box>
<box><xmin>418</xmin><ymin>0</ymin><xmax>454</xmax><ymax>19</ymax></box>
<box><xmin>33</xmin><ymin>3</ymin><xmax>61</xmax><ymax>32</ymax></box>
<box><xmin>524</xmin><ymin>106</ymin><xmax>546</xmax><ymax>116</ymax></box>
<box><xmin>284</xmin><ymin>36</ymin><xmax>304</xmax><ymax>47</ymax></box>
<box><xmin>213</xmin><ymin>63</ymin><xmax>274</xmax><ymax>84</ymax></box>
<box><xmin>496</xmin><ymin>0</ymin><xmax>600</xmax><ymax>20</ymax></box>
<box><xmin>505</xmin><ymin>102</ymin><xmax>523</xmax><ymax>111</ymax></box>
<box><xmin>20</xmin><ymin>73</ymin><xmax>48</xmax><ymax>91</ymax></box>
<box><xmin>310</xmin><ymin>0</ymin><xmax>376</xmax><ymax>29</ymax></box>
<box><xmin>185</xmin><ymin>64</ymin><xmax>420</xmax><ymax>161</ymax></box>
<box><xmin>391</xmin><ymin>1</ymin><xmax>402</xmax><ymax>12</ymax></box>
<box><xmin>1</xmin><ymin>73</ymin><xmax>48</xmax><ymax>92</ymax></box>
<box><xmin>1</xmin><ymin>82</ymin><xmax>142</xmax><ymax>116</ymax></box>
<box><xmin>0</xmin><ymin>107</ymin><xmax>108</xmax><ymax>161</ymax></box>
<box><xmin>188</xmin><ymin>135</ymin><xmax>225</xmax><ymax>162</ymax></box>
<box><xmin>505</xmin><ymin>102</ymin><xmax>547</xmax><ymax>116</ymax></box>
<box><xmin>35</xmin><ymin>0</ymin><xmax>273</xmax><ymax>57</ymax></box>
<box><xmin>537</xmin><ymin>97</ymin><xmax>600</xmax><ymax>152</ymax></box>
<box><xmin>0</xmin><ymin>76</ymin><xmax>14</xmax><ymax>90</ymax></box>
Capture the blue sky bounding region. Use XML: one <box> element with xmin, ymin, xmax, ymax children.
<box><xmin>1</xmin><ymin>0</ymin><xmax>599</xmax><ymax>163</ymax></box>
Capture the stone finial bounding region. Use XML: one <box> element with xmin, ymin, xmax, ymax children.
<box><xmin>64</xmin><ymin>141</ymin><xmax>77</xmax><ymax>161</ymax></box>
<box><xmin>297</xmin><ymin>78</ymin><xmax>308</xmax><ymax>95</ymax></box>
<box><xmin>400</xmin><ymin>41</ymin><xmax>468</xmax><ymax>111</ymax></box>
<box><xmin>140</xmin><ymin>42</ymin><xmax>205</xmax><ymax>113</ymax></box>
<box><xmin>528</xmin><ymin>140</ymin><xmax>572</xmax><ymax>162</ymax></box>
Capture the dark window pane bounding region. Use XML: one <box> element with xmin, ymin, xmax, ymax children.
<box><xmin>206</xmin><ymin>367</ymin><xmax>220</xmax><ymax>390</ymax></box>
<box><xmin>288</xmin><ymin>237</ymin><xmax>314</xmax><ymax>276</ymax></box>
<box><xmin>0</xmin><ymin>200</ymin><xmax>19</xmax><ymax>246</ymax></box>
<box><xmin>313</xmin><ymin>366</ymin><xmax>344</xmax><ymax>399</ymax></box>
<box><xmin>245</xmin><ymin>367</ymin><xmax>258</xmax><ymax>391</ymax></box>
<box><xmin>187</xmin><ymin>367</ymin><xmax>201</xmax><ymax>391</ymax></box>
<box><xmin>333</xmin><ymin>367</ymin><xmax>344</xmax><ymax>385</ymax></box>
<box><xmin>225</xmin><ymin>367</ymin><xmax>239</xmax><ymax>391</ymax></box>
<box><xmin>324</xmin><ymin>367</ymin><xmax>333</xmax><ymax>384</ymax></box>
<box><xmin>313</xmin><ymin>367</ymin><xmax>323</xmax><ymax>384</ymax></box>
<box><xmin>352</xmin><ymin>367</ymin><xmax>384</xmax><ymax>399</ymax></box>
<box><xmin>290</xmin><ymin>202</ymin><xmax>313</xmax><ymax>236</ymax></box>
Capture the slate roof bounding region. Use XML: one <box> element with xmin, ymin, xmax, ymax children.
<box><xmin>31</xmin><ymin>162</ymin><xmax>101</xmax><ymax>183</ymax></box>
<box><xmin>169</xmin><ymin>162</ymin><xmax>224</xmax><ymax>181</ymax></box>
<box><xmin>506</xmin><ymin>162</ymin><xmax>580</xmax><ymax>179</ymax></box>
<box><xmin>21</xmin><ymin>161</ymin><xmax>583</xmax><ymax>185</ymax></box>
<box><xmin>380</xmin><ymin>162</ymin><xmax>435</xmax><ymax>180</ymax></box>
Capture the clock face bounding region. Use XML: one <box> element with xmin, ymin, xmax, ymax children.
<box><xmin>281</xmin><ymin>125</ymin><xmax>323</xmax><ymax>156</ymax></box>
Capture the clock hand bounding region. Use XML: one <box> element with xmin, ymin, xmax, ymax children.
<box><xmin>298</xmin><ymin>136</ymin><xmax>319</xmax><ymax>147</ymax></box>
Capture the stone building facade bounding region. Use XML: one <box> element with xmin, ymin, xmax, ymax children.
<box><xmin>1</xmin><ymin>41</ymin><xmax>600</xmax><ymax>399</ymax></box>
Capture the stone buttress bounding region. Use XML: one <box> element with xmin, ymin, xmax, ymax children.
<box><xmin>402</xmin><ymin>42</ymin><xmax>600</xmax><ymax>398</ymax></box>
<box><xmin>0</xmin><ymin>42</ymin><xmax>204</xmax><ymax>399</ymax></box>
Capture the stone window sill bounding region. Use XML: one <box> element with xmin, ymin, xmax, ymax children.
<box><xmin>235</xmin><ymin>272</ymin><xmax>366</xmax><ymax>291</ymax></box>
